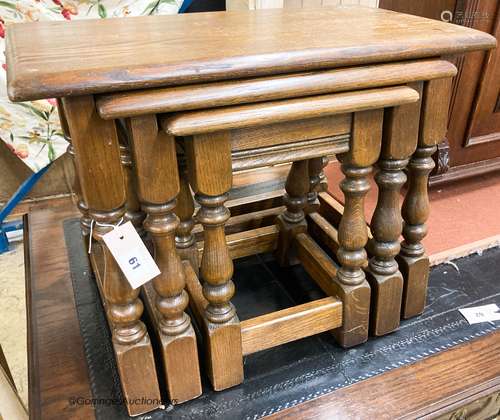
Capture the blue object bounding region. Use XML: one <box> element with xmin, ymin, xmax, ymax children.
<box><xmin>0</xmin><ymin>0</ymin><xmax>201</xmax><ymax>255</ymax></box>
<box><xmin>0</xmin><ymin>164</ymin><xmax>50</xmax><ymax>254</ymax></box>
<box><xmin>179</xmin><ymin>0</ymin><xmax>195</xmax><ymax>13</ymax></box>
<box><xmin>1</xmin><ymin>0</ymin><xmax>195</xmax><ymax>255</ymax></box>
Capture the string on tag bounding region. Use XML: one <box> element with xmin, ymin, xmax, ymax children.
<box><xmin>88</xmin><ymin>217</ymin><xmax>124</xmax><ymax>254</ymax></box>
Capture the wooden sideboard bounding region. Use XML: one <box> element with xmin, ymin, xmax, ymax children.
<box><xmin>379</xmin><ymin>0</ymin><xmax>500</xmax><ymax>185</ymax></box>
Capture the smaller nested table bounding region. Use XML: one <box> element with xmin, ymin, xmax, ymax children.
<box><xmin>7</xmin><ymin>6</ymin><xmax>495</xmax><ymax>416</ymax></box>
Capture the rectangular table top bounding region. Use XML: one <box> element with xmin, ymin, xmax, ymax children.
<box><xmin>6</xmin><ymin>6</ymin><xmax>495</xmax><ymax>102</ymax></box>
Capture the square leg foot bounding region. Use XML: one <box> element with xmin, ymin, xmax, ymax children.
<box><xmin>275</xmin><ymin>215</ymin><xmax>307</xmax><ymax>267</ymax></box>
<box><xmin>366</xmin><ymin>271</ymin><xmax>404</xmax><ymax>336</ymax></box>
<box><xmin>114</xmin><ymin>336</ymin><xmax>162</xmax><ymax>416</ymax></box>
<box><xmin>333</xmin><ymin>280</ymin><xmax>371</xmax><ymax>348</ymax></box>
<box><xmin>397</xmin><ymin>255</ymin><xmax>430</xmax><ymax>319</ymax></box>
<box><xmin>204</xmin><ymin>317</ymin><xmax>244</xmax><ymax>391</ymax></box>
<box><xmin>159</xmin><ymin>326</ymin><xmax>202</xmax><ymax>404</ymax></box>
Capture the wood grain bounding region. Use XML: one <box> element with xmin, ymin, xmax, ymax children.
<box><xmin>240</xmin><ymin>297</ymin><xmax>342</xmax><ymax>355</ymax></box>
<box><xmin>162</xmin><ymin>87</ymin><xmax>419</xmax><ymax>136</ymax></box>
<box><xmin>419</xmin><ymin>77</ymin><xmax>454</xmax><ymax>146</ymax></box>
<box><xmin>141</xmin><ymin>283</ymin><xmax>202</xmax><ymax>404</ymax></box>
<box><xmin>275</xmin><ymin>160</ymin><xmax>310</xmax><ymax>266</ymax></box>
<box><xmin>229</xmin><ymin>115</ymin><xmax>351</xmax><ymax>152</ymax></box>
<box><xmin>96</xmin><ymin>59</ymin><xmax>456</xmax><ymax>119</ymax></box>
<box><xmin>185</xmin><ymin>131</ymin><xmax>244</xmax><ymax>390</ymax></box>
<box><xmin>64</xmin><ymin>96</ymin><xmax>160</xmax><ymax>416</ymax></box>
<box><xmin>185</xmin><ymin>132</ymin><xmax>233</xmax><ymax>196</ymax></box>
<box><xmin>295</xmin><ymin>232</ymin><xmax>371</xmax><ymax>348</ymax></box>
<box><xmin>366</xmin><ymin>92</ymin><xmax>424</xmax><ymax>336</ymax></box>
<box><xmin>127</xmin><ymin>115</ymin><xmax>180</xmax><ymax>203</ymax></box>
<box><xmin>128</xmin><ymin>115</ymin><xmax>202</xmax><ymax>404</ymax></box>
<box><xmin>271</xmin><ymin>330</ymin><xmax>500</xmax><ymax>419</ymax></box>
<box><xmin>231</xmin><ymin>135</ymin><xmax>349</xmax><ymax>171</ymax></box>
<box><xmin>62</xmin><ymin>96</ymin><xmax>125</xmax><ymax>211</ymax></box>
<box><xmin>307</xmin><ymin>211</ymin><xmax>340</xmax><ymax>256</ymax></box>
<box><xmin>25</xmin><ymin>203</ymin><xmax>95</xmax><ymax>420</ymax></box>
<box><xmin>6</xmin><ymin>7</ymin><xmax>495</xmax><ymax>101</ymax></box>
<box><xmin>197</xmin><ymin>225</ymin><xmax>280</xmax><ymax>261</ymax></box>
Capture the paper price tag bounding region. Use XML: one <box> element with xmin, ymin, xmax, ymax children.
<box><xmin>101</xmin><ymin>221</ymin><xmax>160</xmax><ymax>289</ymax></box>
<box><xmin>459</xmin><ymin>304</ymin><xmax>500</xmax><ymax>325</ymax></box>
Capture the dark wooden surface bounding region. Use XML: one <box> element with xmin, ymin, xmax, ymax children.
<box><xmin>96</xmin><ymin>59</ymin><xmax>456</xmax><ymax>119</ymax></box>
<box><xmin>380</xmin><ymin>0</ymin><xmax>500</xmax><ymax>184</ymax></box>
<box><xmin>26</xmin><ymin>198</ymin><xmax>500</xmax><ymax>419</ymax></box>
<box><xmin>272</xmin><ymin>329</ymin><xmax>500</xmax><ymax>419</ymax></box>
<box><xmin>25</xmin><ymin>200</ymin><xmax>94</xmax><ymax>420</ymax></box>
<box><xmin>6</xmin><ymin>7</ymin><xmax>495</xmax><ymax>101</ymax></box>
<box><xmin>162</xmin><ymin>86</ymin><xmax>419</xmax><ymax>136</ymax></box>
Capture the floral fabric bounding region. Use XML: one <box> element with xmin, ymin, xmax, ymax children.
<box><xmin>0</xmin><ymin>0</ymin><xmax>182</xmax><ymax>172</ymax></box>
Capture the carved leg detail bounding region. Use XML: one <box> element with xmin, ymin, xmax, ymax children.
<box><xmin>196</xmin><ymin>191</ymin><xmax>243</xmax><ymax>390</ymax></box>
<box><xmin>306</xmin><ymin>156</ymin><xmax>328</xmax><ymax>214</ymax></box>
<box><xmin>62</xmin><ymin>94</ymin><xmax>161</xmax><ymax>416</ymax></box>
<box><xmin>398</xmin><ymin>145</ymin><xmax>436</xmax><ymax>318</ymax></box>
<box><xmin>337</xmin><ymin>164</ymin><xmax>371</xmax><ymax>287</ymax></box>
<box><xmin>128</xmin><ymin>114</ymin><xmax>202</xmax><ymax>403</ymax></box>
<box><xmin>276</xmin><ymin>159</ymin><xmax>309</xmax><ymax>266</ymax></box>
<box><xmin>143</xmin><ymin>200</ymin><xmax>202</xmax><ymax>402</ymax></box>
<box><xmin>92</xmin><ymin>207</ymin><xmax>148</xmax><ymax>345</ymax></box>
<box><xmin>120</xmin><ymin>145</ymin><xmax>145</xmax><ymax>235</ymax></box>
<box><xmin>175</xmin><ymin>161</ymin><xmax>200</xmax><ymax>274</ymax></box>
<box><xmin>398</xmin><ymin>78</ymin><xmax>452</xmax><ymax>318</ymax></box>
<box><xmin>57</xmin><ymin>99</ymin><xmax>91</xmax><ymax>236</ymax></box>
<box><xmin>334</xmin><ymin>163</ymin><xmax>372</xmax><ymax>347</ymax></box>
<box><xmin>67</xmin><ymin>142</ymin><xmax>92</xmax><ymax>236</ymax></box>
<box><xmin>367</xmin><ymin>158</ymin><xmax>406</xmax><ymax>335</ymax></box>
<box><xmin>185</xmin><ymin>132</ymin><xmax>243</xmax><ymax>391</ymax></box>
<box><xmin>333</xmin><ymin>109</ymin><xmax>383</xmax><ymax>347</ymax></box>
<box><xmin>196</xmin><ymin>193</ymin><xmax>236</xmax><ymax>324</ymax></box>
<box><xmin>335</xmin><ymin>163</ymin><xmax>373</xmax><ymax>348</ymax></box>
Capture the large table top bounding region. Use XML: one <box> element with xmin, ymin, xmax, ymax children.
<box><xmin>6</xmin><ymin>6</ymin><xmax>495</xmax><ymax>102</ymax></box>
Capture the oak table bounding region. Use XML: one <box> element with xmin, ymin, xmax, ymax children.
<box><xmin>7</xmin><ymin>6</ymin><xmax>496</xmax><ymax>416</ymax></box>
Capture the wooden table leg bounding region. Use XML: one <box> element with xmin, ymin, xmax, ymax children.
<box><xmin>398</xmin><ymin>78</ymin><xmax>452</xmax><ymax>319</ymax></box>
<box><xmin>62</xmin><ymin>96</ymin><xmax>161</xmax><ymax>416</ymax></box>
<box><xmin>185</xmin><ymin>131</ymin><xmax>244</xmax><ymax>391</ymax></box>
<box><xmin>128</xmin><ymin>115</ymin><xmax>202</xmax><ymax>403</ymax></box>
<box><xmin>276</xmin><ymin>160</ymin><xmax>309</xmax><ymax>266</ymax></box>
<box><xmin>175</xmin><ymin>158</ymin><xmax>200</xmax><ymax>275</ymax></box>
<box><xmin>56</xmin><ymin>98</ymin><xmax>92</xmax><ymax>237</ymax></box>
<box><xmin>367</xmin><ymin>83</ymin><xmax>422</xmax><ymax>335</ymax></box>
<box><xmin>334</xmin><ymin>110</ymin><xmax>383</xmax><ymax>348</ymax></box>
<box><xmin>306</xmin><ymin>156</ymin><xmax>328</xmax><ymax>214</ymax></box>
<box><xmin>119</xmin><ymin>143</ymin><xmax>146</xmax><ymax>235</ymax></box>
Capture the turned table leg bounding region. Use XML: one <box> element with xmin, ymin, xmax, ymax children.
<box><xmin>367</xmin><ymin>83</ymin><xmax>422</xmax><ymax>335</ymax></box>
<box><xmin>306</xmin><ymin>156</ymin><xmax>329</xmax><ymax>214</ymax></box>
<box><xmin>185</xmin><ymin>131</ymin><xmax>244</xmax><ymax>391</ymax></box>
<box><xmin>119</xmin><ymin>143</ymin><xmax>145</xmax><ymax>235</ymax></box>
<box><xmin>56</xmin><ymin>99</ymin><xmax>92</xmax><ymax>236</ymax></box>
<box><xmin>128</xmin><ymin>115</ymin><xmax>202</xmax><ymax>403</ymax></box>
<box><xmin>335</xmin><ymin>110</ymin><xmax>383</xmax><ymax>347</ymax></box>
<box><xmin>276</xmin><ymin>159</ymin><xmax>309</xmax><ymax>266</ymax></box>
<box><xmin>398</xmin><ymin>78</ymin><xmax>452</xmax><ymax>318</ymax></box>
<box><xmin>62</xmin><ymin>96</ymin><xmax>160</xmax><ymax>416</ymax></box>
<box><xmin>175</xmin><ymin>158</ymin><xmax>200</xmax><ymax>274</ymax></box>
